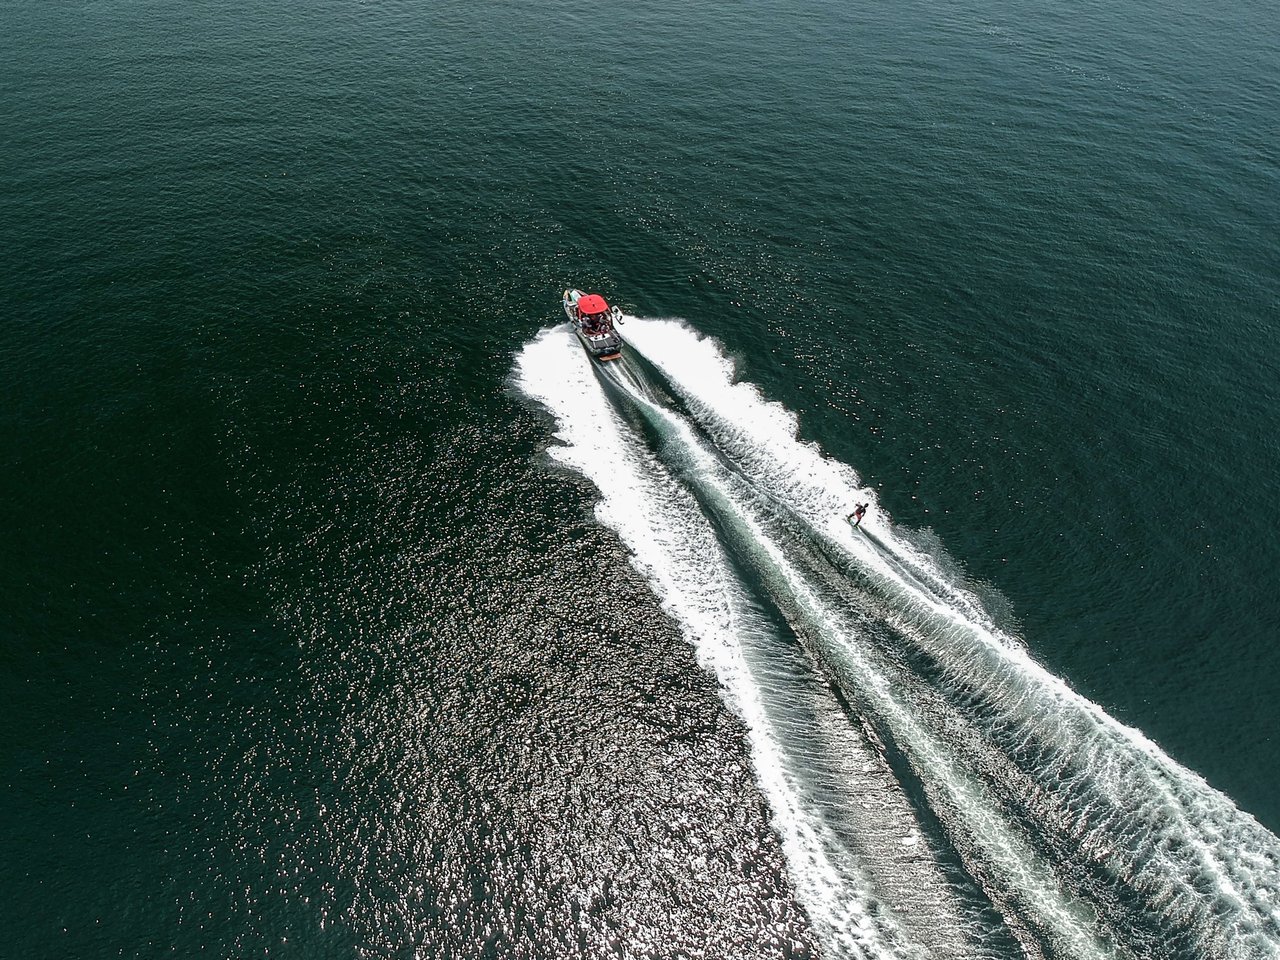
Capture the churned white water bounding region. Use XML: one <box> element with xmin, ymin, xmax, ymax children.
<box><xmin>516</xmin><ymin>318</ymin><xmax>1280</xmax><ymax>959</ymax></box>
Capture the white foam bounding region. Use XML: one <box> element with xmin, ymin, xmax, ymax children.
<box><xmin>618</xmin><ymin>316</ymin><xmax>1280</xmax><ymax>957</ymax></box>
<box><xmin>515</xmin><ymin>327</ymin><xmax>917</xmax><ymax>958</ymax></box>
<box><xmin>598</xmin><ymin>363</ymin><xmax>1118</xmax><ymax>957</ymax></box>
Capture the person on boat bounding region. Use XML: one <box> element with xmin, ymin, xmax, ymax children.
<box><xmin>848</xmin><ymin>503</ymin><xmax>868</xmax><ymax>527</ymax></box>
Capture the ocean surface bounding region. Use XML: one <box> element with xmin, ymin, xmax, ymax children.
<box><xmin>3</xmin><ymin>0</ymin><xmax>1278</xmax><ymax>956</ymax></box>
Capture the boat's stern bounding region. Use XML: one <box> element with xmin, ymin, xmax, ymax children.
<box><xmin>576</xmin><ymin>328</ymin><xmax>623</xmax><ymax>361</ymax></box>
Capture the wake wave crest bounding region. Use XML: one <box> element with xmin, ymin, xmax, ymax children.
<box><xmin>515</xmin><ymin>317</ymin><xmax>1280</xmax><ymax>960</ymax></box>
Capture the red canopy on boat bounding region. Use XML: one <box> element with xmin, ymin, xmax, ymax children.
<box><xmin>577</xmin><ymin>293</ymin><xmax>609</xmax><ymax>315</ymax></box>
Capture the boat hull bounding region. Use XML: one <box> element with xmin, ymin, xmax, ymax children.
<box><xmin>563</xmin><ymin>289</ymin><xmax>624</xmax><ymax>361</ymax></box>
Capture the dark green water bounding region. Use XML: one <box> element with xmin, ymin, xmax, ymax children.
<box><xmin>3</xmin><ymin>0</ymin><xmax>1278</xmax><ymax>956</ymax></box>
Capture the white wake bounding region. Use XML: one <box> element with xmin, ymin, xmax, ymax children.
<box><xmin>515</xmin><ymin>317</ymin><xmax>1280</xmax><ymax>959</ymax></box>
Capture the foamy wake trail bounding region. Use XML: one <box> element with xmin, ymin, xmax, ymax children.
<box><xmin>516</xmin><ymin>328</ymin><xmax>980</xmax><ymax>959</ymax></box>
<box><xmin>515</xmin><ymin>319</ymin><xmax>1280</xmax><ymax>959</ymax></box>
<box><xmin>618</xmin><ymin>317</ymin><xmax>1280</xmax><ymax>958</ymax></box>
